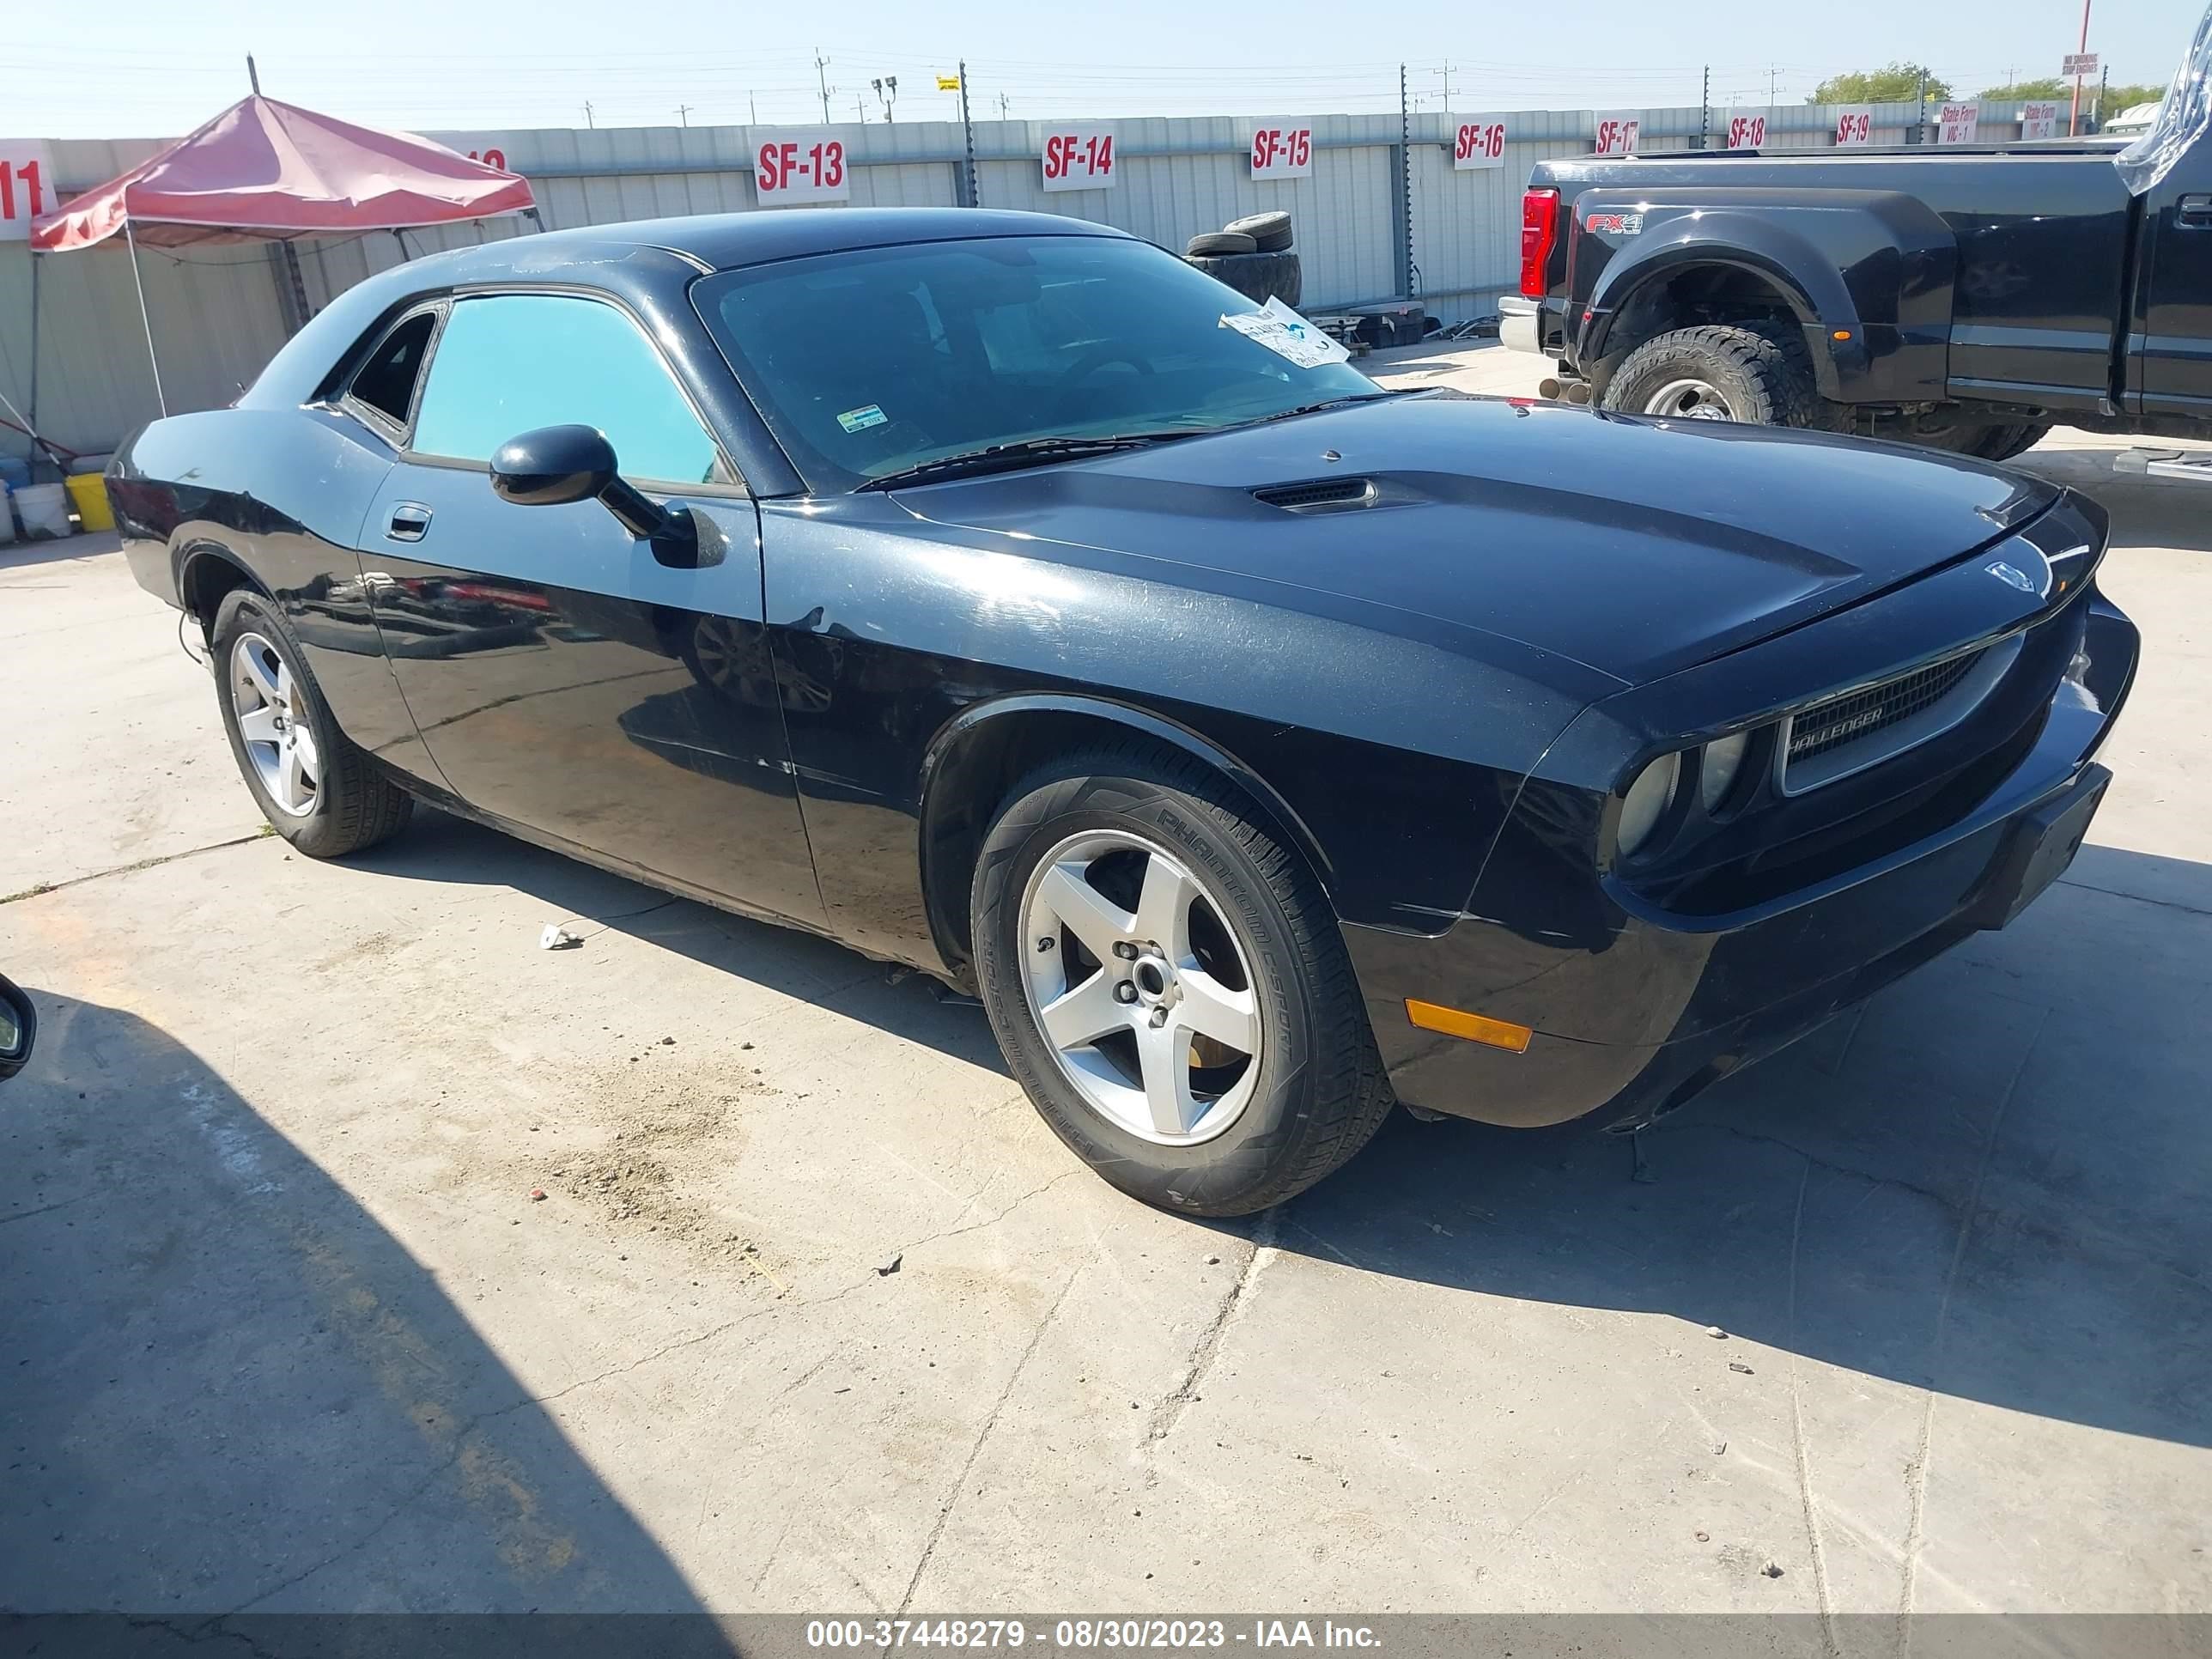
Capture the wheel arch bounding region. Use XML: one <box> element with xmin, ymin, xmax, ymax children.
<box><xmin>176</xmin><ymin>539</ymin><xmax>269</xmax><ymax>638</ymax></box>
<box><xmin>915</xmin><ymin>694</ymin><xmax>1335</xmax><ymax>976</ymax></box>
<box><xmin>1586</xmin><ymin>249</ymin><xmax>1844</xmax><ymax>399</ymax></box>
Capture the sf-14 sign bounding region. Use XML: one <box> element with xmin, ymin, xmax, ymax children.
<box><xmin>1042</xmin><ymin>125</ymin><xmax>1116</xmax><ymax>191</ymax></box>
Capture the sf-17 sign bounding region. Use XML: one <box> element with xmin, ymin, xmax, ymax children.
<box><xmin>1593</xmin><ymin>113</ymin><xmax>1640</xmax><ymax>156</ymax></box>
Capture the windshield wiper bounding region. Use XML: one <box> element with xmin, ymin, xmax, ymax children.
<box><xmin>1230</xmin><ymin>391</ymin><xmax>1407</xmax><ymax>428</ymax></box>
<box><xmin>857</xmin><ymin>432</ymin><xmax>1200</xmax><ymax>491</ymax></box>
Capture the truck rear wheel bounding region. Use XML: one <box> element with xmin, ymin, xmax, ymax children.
<box><xmin>1601</xmin><ymin>324</ymin><xmax>1833</xmax><ymax>429</ymax></box>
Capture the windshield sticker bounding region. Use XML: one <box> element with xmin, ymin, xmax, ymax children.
<box><xmin>1219</xmin><ymin>297</ymin><xmax>1352</xmax><ymax>368</ymax></box>
<box><xmin>837</xmin><ymin>404</ymin><xmax>889</xmax><ymax>434</ymax></box>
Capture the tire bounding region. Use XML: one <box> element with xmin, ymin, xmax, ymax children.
<box><xmin>971</xmin><ymin>744</ymin><xmax>1394</xmax><ymax>1218</ymax></box>
<box><xmin>1223</xmin><ymin>210</ymin><xmax>1295</xmax><ymax>252</ymax></box>
<box><xmin>1971</xmin><ymin>422</ymin><xmax>2051</xmax><ymax>462</ymax></box>
<box><xmin>1600</xmin><ymin>322</ymin><xmax>1833</xmax><ymax>428</ymax></box>
<box><xmin>1869</xmin><ymin>411</ymin><xmax>2053</xmax><ymax>461</ymax></box>
<box><xmin>211</xmin><ymin>588</ymin><xmax>413</xmax><ymax>858</ymax></box>
<box><xmin>1186</xmin><ymin>230</ymin><xmax>1259</xmax><ymax>257</ymax></box>
<box><xmin>1185</xmin><ymin>249</ymin><xmax>1301</xmax><ymax>308</ymax></box>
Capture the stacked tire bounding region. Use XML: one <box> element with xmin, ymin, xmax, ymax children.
<box><xmin>1185</xmin><ymin>211</ymin><xmax>1301</xmax><ymax>309</ymax></box>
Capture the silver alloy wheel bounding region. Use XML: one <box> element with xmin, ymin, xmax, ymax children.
<box><xmin>230</xmin><ymin>632</ymin><xmax>320</xmax><ymax>817</ymax></box>
<box><xmin>1018</xmin><ymin>830</ymin><xmax>1264</xmax><ymax>1146</ymax></box>
<box><xmin>1643</xmin><ymin>377</ymin><xmax>1736</xmax><ymax>420</ymax></box>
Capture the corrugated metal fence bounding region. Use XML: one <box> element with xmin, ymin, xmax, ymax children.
<box><xmin>2</xmin><ymin>99</ymin><xmax>2039</xmax><ymax>464</ymax></box>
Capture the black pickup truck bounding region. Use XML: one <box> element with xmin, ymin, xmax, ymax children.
<box><xmin>1502</xmin><ymin>3</ymin><xmax>2212</xmax><ymax>460</ymax></box>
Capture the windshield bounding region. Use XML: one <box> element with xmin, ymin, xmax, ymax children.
<box><xmin>2118</xmin><ymin>0</ymin><xmax>2212</xmax><ymax>194</ymax></box>
<box><xmin>695</xmin><ymin>234</ymin><xmax>1381</xmax><ymax>493</ymax></box>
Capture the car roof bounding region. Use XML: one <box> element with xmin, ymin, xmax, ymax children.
<box><xmin>428</xmin><ymin>207</ymin><xmax>1131</xmax><ymax>281</ymax></box>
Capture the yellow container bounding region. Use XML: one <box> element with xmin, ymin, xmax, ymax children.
<box><xmin>64</xmin><ymin>471</ymin><xmax>114</xmax><ymax>532</ymax></box>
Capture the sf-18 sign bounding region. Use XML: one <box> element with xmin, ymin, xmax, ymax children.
<box><xmin>1249</xmin><ymin>124</ymin><xmax>1312</xmax><ymax>179</ymax></box>
<box><xmin>2021</xmin><ymin>100</ymin><xmax>2062</xmax><ymax>140</ymax></box>
<box><xmin>1725</xmin><ymin>109</ymin><xmax>1767</xmax><ymax>149</ymax></box>
<box><xmin>0</xmin><ymin>138</ymin><xmax>52</xmax><ymax>242</ymax></box>
<box><xmin>1042</xmin><ymin>125</ymin><xmax>1116</xmax><ymax>191</ymax></box>
<box><xmin>1833</xmin><ymin>106</ymin><xmax>1874</xmax><ymax>146</ymax></box>
<box><xmin>1592</xmin><ymin>113</ymin><xmax>1640</xmax><ymax>156</ymax></box>
<box><xmin>1453</xmin><ymin>118</ymin><xmax>1507</xmax><ymax>169</ymax></box>
<box><xmin>752</xmin><ymin>131</ymin><xmax>848</xmax><ymax>203</ymax></box>
<box><xmin>1936</xmin><ymin>102</ymin><xmax>1980</xmax><ymax>146</ymax></box>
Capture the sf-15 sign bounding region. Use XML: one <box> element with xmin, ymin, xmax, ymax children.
<box><xmin>1452</xmin><ymin>119</ymin><xmax>1506</xmax><ymax>169</ymax></box>
<box><xmin>1042</xmin><ymin>125</ymin><xmax>1116</xmax><ymax>191</ymax></box>
<box><xmin>1249</xmin><ymin>124</ymin><xmax>1312</xmax><ymax>179</ymax></box>
<box><xmin>751</xmin><ymin>131</ymin><xmax>848</xmax><ymax>204</ymax></box>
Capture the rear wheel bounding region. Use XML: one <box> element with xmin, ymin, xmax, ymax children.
<box><xmin>1601</xmin><ymin>323</ymin><xmax>1835</xmax><ymax>428</ymax></box>
<box><xmin>971</xmin><ymin>745</ymin><xmax>1392</xmax><ymax>1217</ymax></box>
<box><xmin>212</xmin><ymin>589</ymin><xmax>413</xmax><ymax>858</ymax></box>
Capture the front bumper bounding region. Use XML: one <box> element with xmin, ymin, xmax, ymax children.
<box><xmin>1346</xmin><ymin>592</ymin><xmax>2139</xmax><ymax>1130</ymax></box>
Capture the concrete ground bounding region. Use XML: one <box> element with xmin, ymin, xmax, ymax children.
<box><xmin>3</xmin><ymin>349</ymin><xmax>2209</xmax><ymax>1630</ymax></box>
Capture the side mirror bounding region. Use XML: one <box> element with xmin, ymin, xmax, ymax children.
<box><xmin>489</xmin><ymin>424</ymin><xmax>702</xmax><ymax>563</ymax></box>
<box><xmin>0</xmin><ymin>975</ymin><xmax>36</xmax><ymax>1084</ymax></box>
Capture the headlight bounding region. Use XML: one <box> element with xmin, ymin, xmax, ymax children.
<box><xmin>1616</xmin><ymin>752</ymin><xmax>1680</xmax><ymax>857</ymax></box>
<box><xmin>1701</xmin><ymin>732</ymin><xmax>1750</xmax><ymax>811</ymax></box>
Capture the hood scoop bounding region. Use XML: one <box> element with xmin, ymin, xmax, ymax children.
<box><xmin>1251</xmin><ymin>477</ymin><xmax>1378</xmax><ymax>514</ymax></box>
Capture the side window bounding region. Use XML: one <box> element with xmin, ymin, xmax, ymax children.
<box><xmin>410</xmin><ymin>294</ymin><xmax>725</xmax><ymax>486</ymax></box>
<box><xmin>348</xmin><ymin>310</ymin><xmax>437</xmax><ymax>428</ymax></box>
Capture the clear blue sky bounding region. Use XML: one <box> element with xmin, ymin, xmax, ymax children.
<box><xmin>10</xmin><ymin>0</ymin><xmax>2203</xmax><ymax>138</ymax></box>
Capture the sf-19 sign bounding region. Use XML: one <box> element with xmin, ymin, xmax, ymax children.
<box><xmin>1593</xmin><ymin>113</ymin><xmax>1640</xmax><ymax>156</ymax></box>
<box><xmin>1249</xmin><ymin>125</ymin><xmax>1312</xmax><ymax>179</ymax></box>
<box><xmin>1042</xmin><ymin>125</ymin><xmax>1116</xmax><ymax>191</ymax></box>
<box><xmin>1833</xmin><ymin>106</ymin><xmax>1874</xmax><ymax>146</ymax></box>
<box><xmin>1725</xmin><ymin>110</ymin><xmax>1767</xmax><ymax>149</ymax></box>
<box><xmin>753</xmin><ymin>131</ymin><xmax>848</xmax><ymax>204</ymax></box>
<box><xmin>1453</xmin><ymin>119</ymin><xmax>1506</xmax><ymax>169</ymax></box>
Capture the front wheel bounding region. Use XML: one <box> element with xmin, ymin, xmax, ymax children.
<box><xmin>970</xmin><ymin>746</ymin><xmax>1392</xmax><ymax>1217</ymax></box>
<box><xmin>1601</xmin><ymin>323</ymin><xmax>1835</xmax><ymax>428</ymax></box>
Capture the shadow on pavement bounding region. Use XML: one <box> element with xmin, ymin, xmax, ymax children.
<box><xmin>354</xmin><ymin>803</ymin><xmax>2212</xmax><ymax>1456</ymax></box>
<box><xmin>0</xmin><ymin>989</ymin><xmax>734</xmax><ymax>1632</ymax></box>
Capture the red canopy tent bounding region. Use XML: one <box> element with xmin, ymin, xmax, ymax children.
<box><xmin>30</xmin><ymin>94</ymin><xmax>535</xmax><ymax>415</ymax></box>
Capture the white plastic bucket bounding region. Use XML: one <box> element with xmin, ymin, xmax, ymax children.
<box><xmin>14</xmin><ymin>482</ymin><xmax>73</xmax><ymax>539</ymax></box>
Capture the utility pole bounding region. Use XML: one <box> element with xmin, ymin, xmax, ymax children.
<box><xmin>855</xmin><ymin>94</ymin><xmax>866</xmax><ymax>121</ymax></box>
<box><xmin>816</xmin><ymin>50</ymin><xmax>833</xmax><ymax>123</ymax></box>
<box><xmin>2093</xmin><ymin>64</ymin><xmax>2109</xmax><ymax>129</ymax></box>
<box><xmin>1913</xmin><ymin>71</ymin><xmax>1927</xmax><ymax>144</ymax></box>
<box><xmin>957</xmin><ymin>60</ymin><xmax>978</xmax><ymax>208</ymax></box>
<box><xmin>676</xmin><ymin>103</ymin><xmax>693</xmax><ymax>127</ymax></box>
<box><xmin>749</xmin><ymin>93</ymin><xmax>758</xmax><ymax>124</ymax></box>
<box><xmin>582</xmin><ymin>100</ymin><xmax>595</xmax><ymax>129</ymax></box>
<box><xmin>997</xmin><ymin>93</ymin><xmax>1012</xmax><ymax>118</ymax></box>
<box><xmin>2069</xmin><ymin>0</ymin><xmax>2094</xmax><ymax>135</ymax></box>
<box><xmin>246</xmin><ymin>53</ymin><xmax>262</xmax><ymax>94</ymax></box>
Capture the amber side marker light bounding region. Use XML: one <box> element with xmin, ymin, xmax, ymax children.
<box><xmin>1832</xmin><ymin>329</ymin><xmax>1854</xmax><ymax>341</ymax></box>
<box><xmin>1405</xmin><ymin>1000</ymin><xmax>1534</xmax><ymax>1054</ymax></box>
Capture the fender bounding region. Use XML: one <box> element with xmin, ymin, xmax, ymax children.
<box><xmin>915</xmin><ymin>690</ymin><xmax>1340</xmax><ymax>972</ymax></box>
<box><xmin>1571</xmin><ymin>190</ymin><xmax>1956</xmax><ymax>405</ymax></box>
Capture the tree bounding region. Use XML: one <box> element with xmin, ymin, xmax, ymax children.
<box><xmin>1977</xmin><ymin>75</ymin><xmax>2166</xmax><ymax>106</ymax></box>
<box><xmin>1806</xmin><ymin>64</ymin><xmax>1950</xmax><ymax>104</ymax></box>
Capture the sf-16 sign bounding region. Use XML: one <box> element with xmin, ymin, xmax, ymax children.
<box><xmin>1452</xmin><ymin>118</ymin><xmax>1507</xmax><ymax>169</ymax></box>
<box><xmin>752</xmin><ymin>131</ymin><xmax>848</xmax><ymax>204</ymax></box>
<box><xmin>1249</xmin><ymin>124</ymin><xmax>1312</xmax><ymax>179</ymax></box>
<box><xmin>1042</xmin><ymin>125</ymin><xmax>1116</xmax><ymax>191</ymax></box>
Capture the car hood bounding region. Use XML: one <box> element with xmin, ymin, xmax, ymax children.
<box><xmin>890</xmin><ymin>395</ymin><xmax>2057</xmax><ymax>688</ymax></box>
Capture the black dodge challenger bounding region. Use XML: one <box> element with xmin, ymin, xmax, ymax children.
<box><xmin>111</xmin><ymin>208</ymin><xmax>2137</xmax><ymax>1216</ymax></box>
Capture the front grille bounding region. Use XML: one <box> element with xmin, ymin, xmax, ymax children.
<box><xmin>1786</xmin><ymin>651</ymin><xmax>1982</xmax><ymax>768</ymax></box>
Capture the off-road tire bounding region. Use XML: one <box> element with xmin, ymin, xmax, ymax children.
<box><xmin>1186</xmin><ymin>230</ymin><xmax>1260</xmax><ymax>257</ymax></box>
<box><xmin>1185</xmin><ymin>249</ymin><xmax>1301</xmax><ymax>308</ymax></box>
<box><xmin>971</xmin><ymin>742</ymin><xmax>1394</xmax><ymax>1217</ymax></box>
<box><xmin>1601</xmin><ymin>322</ymin><xmax>1837</xmax><ymax>429</ymax></box>
<box><xmin>211</xmin><ymin>588</ymin><xmax>413</xmax><ymax>859</ymax></box>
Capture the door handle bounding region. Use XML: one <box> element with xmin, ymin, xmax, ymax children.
<box><xmin>2179</xmin><ymin>195</ymin><xmax>2212</xmax><ymax>230</ymax></box>
<box><xmin>386</xmin><ymin>502</ymin><xmax>432</xmax><ymax>542</ymax></box>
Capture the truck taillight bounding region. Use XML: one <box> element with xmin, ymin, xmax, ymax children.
<box><xmin>1519</xmin><ymin>187</ymin><xmax>1560</xmax><ymax>298</ymax></box>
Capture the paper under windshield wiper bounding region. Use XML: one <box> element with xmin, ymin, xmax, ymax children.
<box><xmin>858</xmin><ymin>432</ymin><xmax>1199</xmax><ymax>491</ymax></box>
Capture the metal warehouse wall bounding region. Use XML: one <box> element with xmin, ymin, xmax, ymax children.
<box><xmin>1</xmin><ymin>100</ymin><xmax>2041</xmax><ymax>463</ymax></box>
